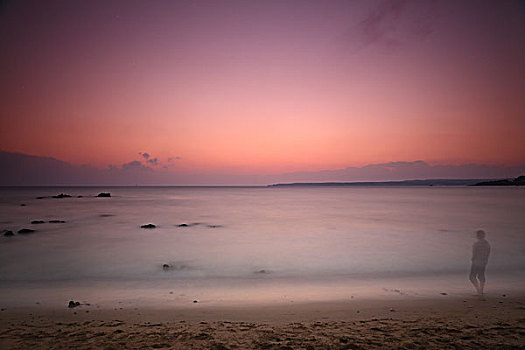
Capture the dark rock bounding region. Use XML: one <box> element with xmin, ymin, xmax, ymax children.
<box><xmin>36</xmin><ymin>196</ymin><xmax>45</xmax><ymax>199</ymax></box>
<box><xmin>193</xmin><ymin>300</ymin><xmax>198</xmax><ymax>303</ymax></box>
<box><xmin>49</xmin><ymin>220</ymin><xmax>66</xmax><ymax>223</ymax></box>
<box><xmin>18</xmin><ymin>228</ymin><xmax>36</xmax><ymax>234</ymax></box>
<box><xmin>178</xmin><ymin>223</ymin><xmax>189</xmax><ymax>227</ymax></box>
<box><xmin>68</xmin><ymin>301</ymin><xmax>81</xmax><ymax>308</ymax></box>
<box><xmin>141</xmin><ymin>224</ymin><xmax>156</xmax><ymax>229</ymax></box>
<box><xmin>99</xmin><ymin>214</ymin><xmax>114</xmax><ymax>217</ymax></box>
<box><xmin>3</xmin><ymin>230</ymin><xmax>14</xmax><ymax>237</ymax></box>
<box><xmin>256</xmin><ymin>269</ymin><xmax>269</xmax><ymax>274</ymax></box>
<box><xmin>20</xmin><ymin>204</ymin><xmax>26</xmax><ymax>206</ymax></box>
<box><xmin>52</xmin><ymin>193</ymin><xmax>72</xmax><ymax>198</ymax></box>
<box><xmin>440</xmin><ymin>292</ymin><xmax>448</xmax><ymax>295</ymax></box>
<box><xmin>162</xmin><ymin>264</ymin><xmax>170</xmax><ymax>270</ymax></box>
<box><xmin>31</xmin><ymin>220</ymin><xmax>45</xmax><ymax>224</ymax></box>
<box><xmin>77</xmin><ymin>195</ymin><xmax>83</xmax><ymax>198</ymax></box>
<box><xmin>207</xmin><ymin>224</ymin><xmax>223</xmax><ymax>228</ymax></box>
<box><xmin>96</xmin><ymin>192</ymin><xmax>111</xmax><ymax>197</ymax></box>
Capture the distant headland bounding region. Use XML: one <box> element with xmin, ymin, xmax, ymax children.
<box><xmin>471</xmin><ymin>176</ymin><xmax>525</xmax><ymax>186</ymax></box>
<box><xmin>268</xmin><ymin>176</ymin><xmax>525</xmax><ymax>187</ymax></box>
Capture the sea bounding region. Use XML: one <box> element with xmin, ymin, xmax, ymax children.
<box><xmin>1</xmin><ymin>186</ymin><xmax>524</xmax><ymax>308</ymax></box>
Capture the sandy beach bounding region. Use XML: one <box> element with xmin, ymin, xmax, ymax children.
<box><xmin>1</xmin><ymin>293</ymin><xmax>524</xmax><ymax>349</ymax></box>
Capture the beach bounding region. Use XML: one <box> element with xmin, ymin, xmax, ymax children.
<box><xmin>1</xmin><ymin>294</ymin><xmax>524</xmax><ymax>349</ymax></box>
<box><xmin>1</xmin><ymin>186</ymin><xmax>524</xmax><ymax>348</ymax></box>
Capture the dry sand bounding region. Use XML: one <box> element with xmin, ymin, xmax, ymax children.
<box><xmin>1</xmin><ymin>294</ymin><xmax>524</xmax><ymax>349</ymax></box>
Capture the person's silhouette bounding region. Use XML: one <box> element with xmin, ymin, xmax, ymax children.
<box><xmin>469</xmin><ymin>230</ymin><xmax>491</xmax><ymax>295</ymax></box>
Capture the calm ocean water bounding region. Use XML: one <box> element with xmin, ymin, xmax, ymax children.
<box><xmin>1</xmin><ymin>186</ymin><xmax>524</xmax><ymax>307</ymax></box>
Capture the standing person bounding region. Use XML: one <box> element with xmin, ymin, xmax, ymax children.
<box><xmin>469</xmin><ymin>230</ymin><xmax>491</xmax><ymax>295</ymax></box>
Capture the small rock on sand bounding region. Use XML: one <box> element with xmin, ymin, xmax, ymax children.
<box><xmin>162</xmin><ymin>264</ymin><xmax>170</xmax><ymax>270</ymax></box>
<box><xmin>20</xmin><ymin>204</ymin><xmax>26</xmax><ymax>206</ymax></box>
<box><xmin>440</xmin><ymin>292</ymin><xmax>448</xmax><ymax>295</ymax></box>
<box><xmin>3</xmin><ymin>230</ymin><xmax>14</xmax><ymax>237</ymax></box>
<box><xmin>141</xmin><ymin>224</ymin><xmax>156</xmax><ymax>229</ymax></box>
<box><xmin>18</xmin><ymin>228</ymin><xmax>36</xmax><ymax>234</ymax></box>
<box><xmin>96</xmin><ymin>192</ymin><xmax>111</xmax><ymax>197</ymax></box>
<box><xmin>178</xmin><ymin>223</ymin><xmax>189</xmax><ymax>227</ymax></box>
<box><xmin>31</xmin><ymin>220</ymin><xmax>45</xmax><ymax>224</ymax></box>
<box><xmin>49</xmin><ymin>220</ymin><xmax>66</xmax><ymax>223</ymax></box>
<box><xmin>193</xmin><ymin>300</ymin><xmax>198</xmax><ymax>303</ymax></box>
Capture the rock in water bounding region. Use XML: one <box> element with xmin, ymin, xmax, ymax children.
<box><xmin>141</xmin><ymin>224</ymin><xmax>156</xmax><ymax>229</ymax></box>
<box><xmin>31</xmin><ymin>220</ymin><xmax>45</xmax><ymax>224</ymax></box>
<box><xmin>18</xmin><ymin>228</ymin><xmax>36</xmax><ymax>234</ymax></box>
<box><xmin>163</xmin><ymin>264</ymin><xmax>170</xmax><ymax>270</ymax></box>
<box><xmin>97</xmin><ymin>192</ymin><xmax>111</xmax><ymax>197</ymax></box>
<box><xmin>49</xmin><ymin>220</ymin><xmax>66</xmax><ymax>223</ymax></box>
<box><xmin>178</xmin><ymin>223</ymin><xmax>189</xmax><ymax>227</ymax></box>
<box><xmin>52</xmin><ymin>193</ymin><xmax>72</xmax><ymax>198</ymax></box>
<box><xmin>68</xmin><ymin>301</ymin><xmax>81</xmax><ymax>308</ymax></box>
<box><xmin>3</xmin><ymin>230</ymin><xmax>14</xmax><ymax>237</ymax></box>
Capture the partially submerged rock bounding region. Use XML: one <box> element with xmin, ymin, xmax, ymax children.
<box><xmin>31</xmin><ymin>220</ymin><xmax>45</xmax><ymax>224</ymax></box>
<box><xmin>96</xmin><ymin>192</ymin><xmax>111</xmax><ymax>197</ymax></box>
<box><xmin>3</xmin><ymin>230</ymin><xmax>14</xmax><ymax>237</ymax></box>
<box><xmin>49</xmin><ymin>220</ymin><xmax>66</xmax><ymax>223</ymax></box>
<box><xmin>178</xmin><ymin>223</ymin><xmax>189</xmax><ymax>227</ymax></box>
<box><xmin>68</xmin><ymin>301</ymin><xmax>81</xmax><ymax>308</ymax></box>
<box><xmin>162</xmin><ymin>264</ymin><xmax>170</xmax><ymax>270</ymax></box>
<box><xmin>18</xmin><ymin>228</ymin><xmax>36</xmax><ymax>234</ymax></box>
<box><xmin>141</xmin><ymin>223</ymin><xmax>156</xmax><ymax>229</ymax></box>
<box><xmin>53</xmin><ymin>193</ymin><xmax>72</xmax><ymax>198</ymax></box>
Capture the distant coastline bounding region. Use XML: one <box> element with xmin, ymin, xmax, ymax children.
<box><xmin>268</xmin><ymin>177</ymin><xmax>525</xmax><ymax>187</ymax></box>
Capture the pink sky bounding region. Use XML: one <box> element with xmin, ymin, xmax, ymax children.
<box><xmin>1</xmin><ymin>0</ymin><xmax>524</xmax><ymax>177</ymax></box>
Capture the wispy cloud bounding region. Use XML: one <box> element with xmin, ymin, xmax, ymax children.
<box><xmin>139</xmin><ymin>152</ymin><xmax>150</xmax><ymax>160</ymax></box>
<box><xmin>345</xmin><ymin>0</ymin><xmax>436</xmax><ymax>53</ymax></box>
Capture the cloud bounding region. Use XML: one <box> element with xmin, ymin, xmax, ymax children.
<box><xmin>147</xmin><ymin>158</ymin><xmax>158</xmax><ymax>165</ymax></box>
<box><xmin>346</xmin><ymin>0</ymin><xmax>436</xmax><ymax>53</ymax></box>
<box><xmin>121</xmin><ymin>160</ymin><xmax>152</xmax><ymax>171</ymax></box>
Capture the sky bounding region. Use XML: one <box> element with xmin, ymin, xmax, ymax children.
<box><xmin>1</xmin><ymin>0</ymin><xmax>524</xmax><ymax>184</ymax></box>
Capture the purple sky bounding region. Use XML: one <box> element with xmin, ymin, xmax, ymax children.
<box><xmin>0</xmin><ymin>0</ymin><xmax>524</xmax><ymax>184</ymax></box>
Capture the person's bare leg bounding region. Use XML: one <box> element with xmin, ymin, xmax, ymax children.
<box><xmin>478</xmin><ymin>269</ymin><xmax>486</xmax><ymax>295</ymax></box>
<box><xmin>469</xmin><ymin>272</ymin><xmax>480</xmax><ymax>294</ymax></box>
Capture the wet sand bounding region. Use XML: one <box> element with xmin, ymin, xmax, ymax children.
<box><xmin>1</xmin><ymin>294</ymin><xmax>524</xmax><ymax>349</ymax></box>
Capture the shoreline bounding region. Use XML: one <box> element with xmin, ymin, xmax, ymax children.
<box><xmin>1</xmin><ymin>293</ymin><xmax>524</xmax><ymax>349</ymax></box>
